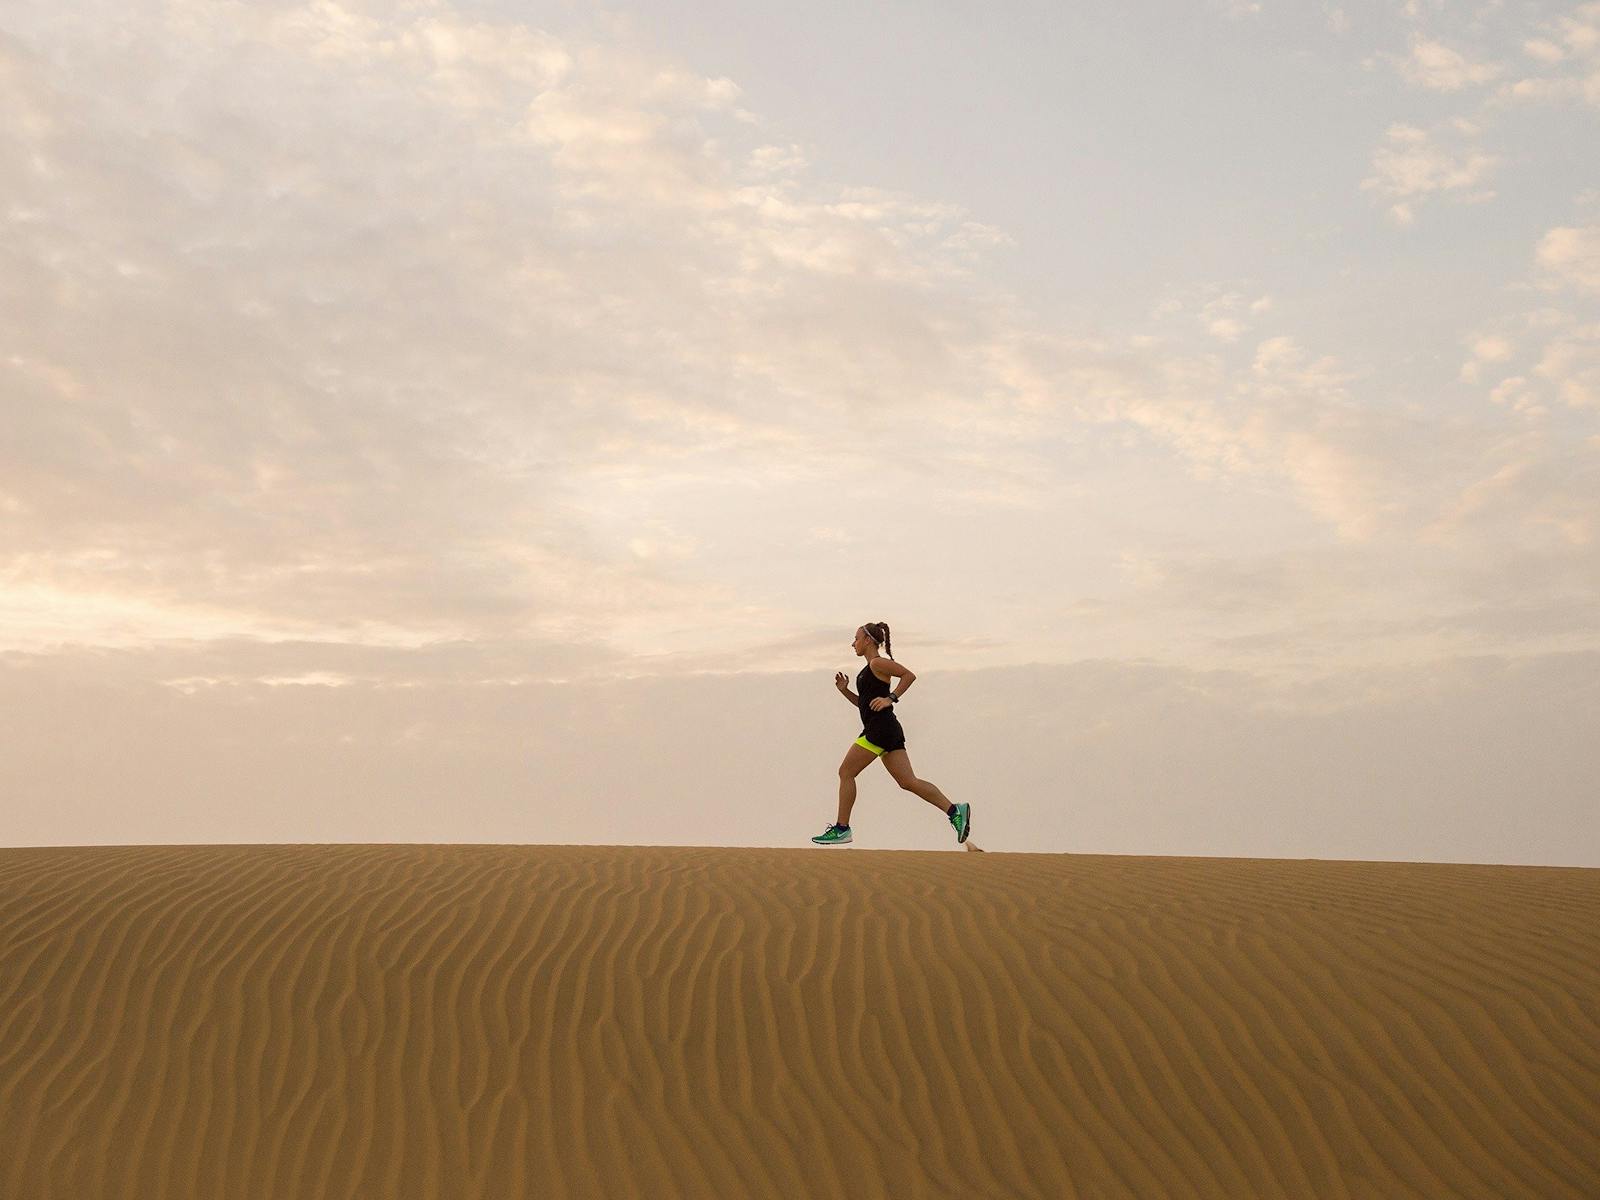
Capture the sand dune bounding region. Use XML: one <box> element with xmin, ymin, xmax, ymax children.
<box><xmin>1</xmin><ymin>844</ymin><xmax>1596</xmax><ymax>1199</ymax></box>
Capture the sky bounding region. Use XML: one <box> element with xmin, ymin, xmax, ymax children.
<box><xmin>2</xmin><ymin>0</ymin><xmax>1597</xmax><ymax>863</ymax></box>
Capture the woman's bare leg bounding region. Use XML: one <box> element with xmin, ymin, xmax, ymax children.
<box><xmin>837</xmin><ymin>743</ymin><xmax>877</xmax><ymax>825</ymax></box>
<box><xmin>881</xmin><ymin>750</ymin><xmax>954</xmax><ymax>811</ymax></box>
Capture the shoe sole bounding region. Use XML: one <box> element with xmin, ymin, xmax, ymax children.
<box><xmin>957</xmin><ymin>805</ymin><xmax>971</xmax><ymax>844</ymax></box>
<box><xmin>811</xmin><ymin>837</ymin><xmax>853</xmax><ymax>845</ymax></box>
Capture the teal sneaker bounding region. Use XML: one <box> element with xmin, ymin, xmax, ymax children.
<box><xmin>811</xmin><ymin>823</ymin><xmax>853</xmax><ymax>845</ymax></box>
<box><xmin>948</xmin><ymin>803</ymin><xmax>971</xmax><ymax>844</ymax></box>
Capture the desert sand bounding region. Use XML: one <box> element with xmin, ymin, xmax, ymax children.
<box><xmin>1</xmin><ymin>844</ymin><xmax>1596</xmax><ymax>1199</ymax></box>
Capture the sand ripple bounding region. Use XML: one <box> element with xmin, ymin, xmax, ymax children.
<box><xmin>2</xmin><ymin>845</ymin><xmax>1596</xmax><ymax>1198</ymax></box>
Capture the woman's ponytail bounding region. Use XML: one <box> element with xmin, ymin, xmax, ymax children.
<box><xmin>865</xmin><ymin>621</ymin><xmax>893</xmax><ymax>659</ymax></box>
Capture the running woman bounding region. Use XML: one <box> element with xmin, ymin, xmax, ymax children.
<box><xmin>812</xmin><ymin>621</ymin><xmax>971</xmax><ymax>845</ymax></box>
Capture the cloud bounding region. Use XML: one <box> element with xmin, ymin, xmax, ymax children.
<box><xmin>1148</xmin><ymin>285</ymin><xmax>1272</xmax><ymax>344</ymax></box>
<box><xmin>1398</xmin><ymin>36</ymin><xmax>1503</xmax><ymax>90</ymax></box>
<box><xmin>2</xmin><ymin>0</ymin><xmax>1595</xmax><ymax>689</ymax></box>
<box><xmin>4</xmin><ymin>0</ymin><xmax>1477</xmax><ymax>647</ymax></box>
<box><xmin>1494</xmin><ymin>3</ymin><xmax>1600</xmax><ymax>108</ymax></box>
<box><xmin>1533</xmin><ymin>325</ymin><xmax>1600</xmax><ymax>410</ymax></box>
<box><xmin>1469</xmin><ymin>296</ymin><xmax>1600</xmax><ymax>417</ymax></box>
<box><xmin>1201</xmin><ymin>291</ymin><xmax>1272</xmax><ymax>342</ymax></box>
<box><xmin>1536</xmin><ymin>224</ymin><xmax>1600</xmax><ymax>293</ymax></box>
<box><xmin>0</xmin><ymin>0</ymin><xmax>1030</xmax><ymax>660</ymax></box>
<box><xmin>1523</xmin><ymin>38</ymin><xmax>1566</xmax><ymax>65</ymax></box>
<box><xmin>1472</xmin><ymin>334</ymin><xmax>1515</xmax><ymax>362</ymax></box>
<box><xmin>1423</xmin><ymin>428</ymin><xmax>1600</xmax><ymax>553</ymax></box>
<box><xmin>1061</xmin><ymin>332</ymin><xmax>1453</xmax><ymax>546</ymax></box>
<box><xmin>1511</xmin><ymin>223</ymin><xmax>1600</xmax><ymax>419</ymax></box>
<box><xmin>1360</xmin><ymin>122</ymin><xmax>1497</xmax><ymax>224</ymax></box>
<box><xmin>1486</xmin><ymin>374</ymin><xmax>1544</xmax><ymax>416</ymax></box>
<box><xmin>1238</xmin><ymin>341</ymin><xmax>1405</xmax><ymax>541</ymax></box>
<box><xmin>1458</xmin><ymin>333</ymin><xmax>1515</xmax><ymax>384</ymax></box>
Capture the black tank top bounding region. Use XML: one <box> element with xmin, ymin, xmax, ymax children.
<box><xmin>857</xmin><ymin>662</ymin><xmax>902</xmax><ymax>733</ymax></box>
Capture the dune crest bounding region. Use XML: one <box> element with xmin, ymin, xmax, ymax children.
<box><xmin>2</xmin><ymin>844</ymin><xmax>1596</xmax><ymax>1198</ymax></box>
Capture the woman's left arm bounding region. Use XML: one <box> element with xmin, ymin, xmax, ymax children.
<box><xmin>880</xmin><ymin>660</ymin><xmax>917</xmax><ymax>701</ymax></box>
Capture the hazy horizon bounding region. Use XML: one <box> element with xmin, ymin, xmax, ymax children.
<box><xmin>3</xmin><ymin>0</ymin><xmax>1597</xmax><ymax>862</ymax></box>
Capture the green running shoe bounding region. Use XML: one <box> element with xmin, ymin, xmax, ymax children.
<box><xmin>811</xmin><ymin>823</ymin><xmax>853</xmax><ymax>845</ymax></box>
<box><xmin>949</xmin><ymin>803</ymin><xmax>971</xmax><ymax>844</ymax></box>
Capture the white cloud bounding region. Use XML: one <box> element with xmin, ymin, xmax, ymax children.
<box><xmin>1536</xmin><ymin>224</ymin><xmax>1600</xmax><ymax>293</ymax></box>
<box><xmin>1554</xmin><ymin>2</ymin><xmax>1600</xmax><ymax>54</ymax></box>
<box><xmin>1398</xmin><ymin>37</ymin><xmax>1503</xmax><ymax>90</ymax></box>
<box><xmin>1</xmin><ymin>0</ymin><xmax>1595</xmax><ymax>686</ymax></box>
<box><xmin>1149</xmin><ymin>286</ymin><xmax>1272</xmax><ymax>344</ymax></box>
<box><xmin>1472</xmin><ymin>335</ymin><xmax>1515</xmax><ymax>362</ymax></box>
<box><xmin>1201</xmin><ymin>291</ymin><xmax>1272</xmax><ymax>342</ymax></box>
<box><xmin>1251</xmin><ymin>335</ymin><xmax>1304</xmax><ymax>375</ymax></box>
<box><xmin>1361</xmin><ymin>122</ymin><xmax>1497</xmax><ymax>223</ymax></box>
<box><xmin>1524</xmin><ymin>38</ymin><xmax>1566</xmax><ymax>64</ymax></box>
<box><xmin>1459</xmin><ymin>333</ymin><xmax>1516</xmax><ymax>383</ymax></box>
<box><xmin>1423</xmin><ymin>428</ymin><xmax>1600</xmax><ymax>557</ymax></box>
<box><xmin>1494</xmin><ymin>3</ymin><xmax>1600</xmax><ymax>108</ymax></box>
<box><xmin>1534</xmin><ymin>325</ymin><xmax>1600</xmax><ymax>409</ymax></box>
<box><xmin>1487</xmin><ymin>375</ymin><xmax>1546</xmax><ymax>416</ymax></box>
<box><xmin>9</xmin><ymin>0</ymin><xmax>1024</xmax><ymax>658</ymax></box>
<box><xmin>1060</xmin><ymin>333</ymin><xmax>1430</xmax><ymax>545</ymax></box>
<box><xmin>747</xmin><ymin>143</ymin><xmax>807</xmax><ymax>176</ymax></box>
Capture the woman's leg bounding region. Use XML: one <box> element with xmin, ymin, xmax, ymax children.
<box><xmin>837</xmin><ymin>743</ymin><xmax>878</xmax><ymax>825</ymax></box>
<box><xmin>881</xmin><ymin>750</ymin><xmax>954</xmax><ymax>811</ymax></box>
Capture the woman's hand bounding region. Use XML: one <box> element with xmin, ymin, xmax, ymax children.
<box><xmin>835</xmin><ymin>671</ymin><xmax>848</xmax><ymax>692</ymax></box>
<box><xmin>869</xmin><ymin>697</ymin><xmax>893</xmax><ymax>711</ymax></box>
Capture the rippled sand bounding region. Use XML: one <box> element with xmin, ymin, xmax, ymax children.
<box><xmin>2</xmin><ymin>844</ymin><xmax>1596</xmax><ymax>1198</ymax></box>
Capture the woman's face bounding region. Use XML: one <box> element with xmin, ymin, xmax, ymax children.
<box><xmin>852</xmin><ymin>628</ymin><xmax>870</xmax><ymax>654</ymax></box>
